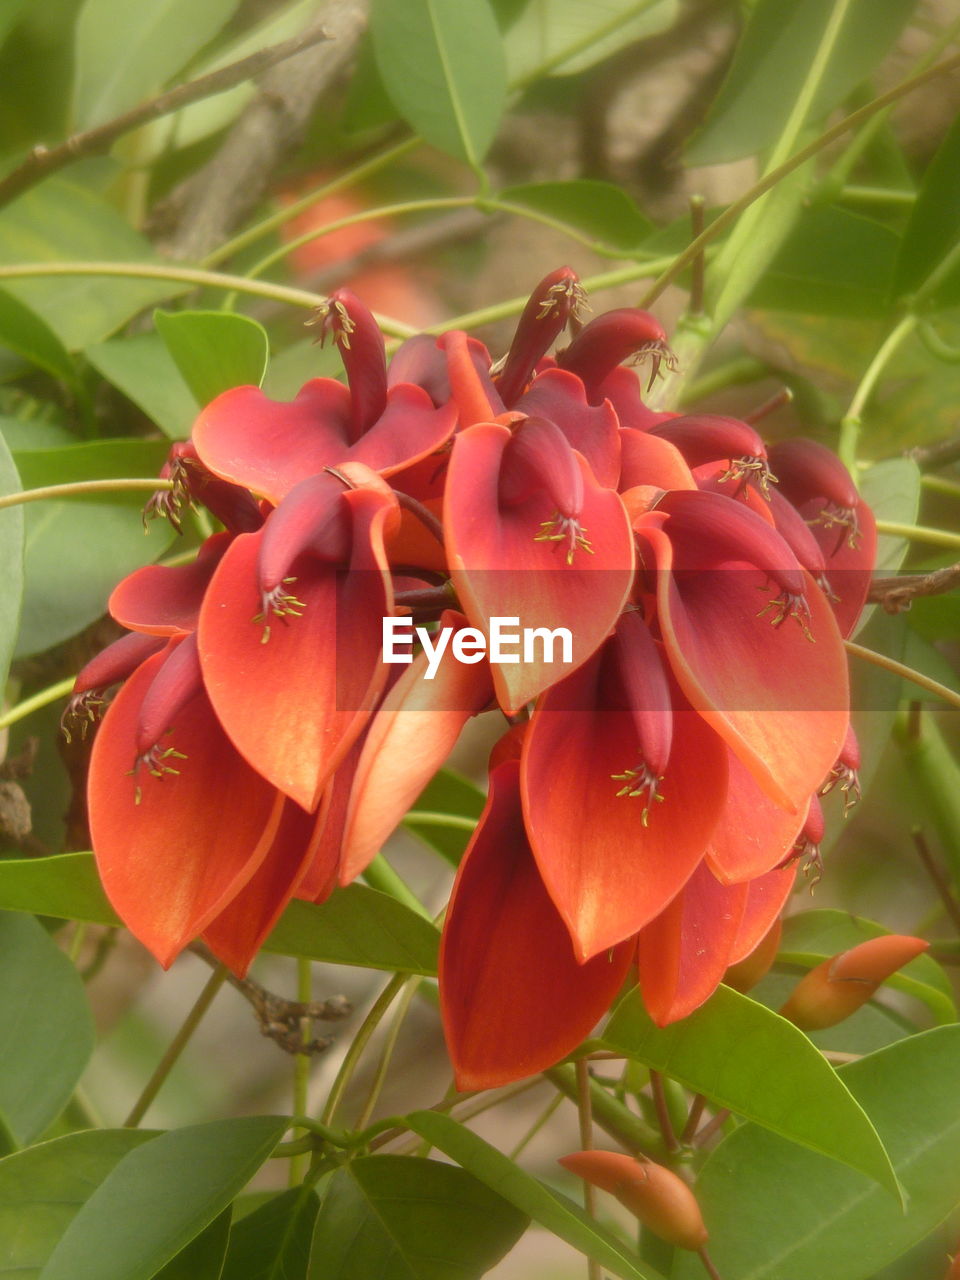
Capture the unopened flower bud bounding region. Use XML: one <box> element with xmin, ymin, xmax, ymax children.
<box><xmin>558</xmin><ymin>1150</ymin><xmax>708</xmax><ymax>1250</ymax></box>
<box><xmin>779</xmin><ymin>934</ymin><xmax>929</xmax><ymax>1031</ymax></box>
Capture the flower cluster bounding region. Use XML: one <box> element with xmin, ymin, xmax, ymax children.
<box><xmin>66</xmin><ymin>268</ymin><xmax>876</xmax><ymax>1089</ymax></box>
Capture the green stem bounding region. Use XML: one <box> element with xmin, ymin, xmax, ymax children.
<box><xmin>874</xmin><ymin>519</ymin><xmax>960</xmax><ymax>550</ymax></box>
<box><xmin>124</xmin><ymin>964</ymin><xmax>228</xmax><ymax>1127</ymax></box>
<box><xmin>922</xmin><ymin>475</ymin><xmax>960</xmax><ymax>498</ymax></box>
<box><xmin>0</xmin><ymin>676</ymin><xmax>75</xmax><ymax>730</ymax></box>
<box><xmin>574</xmin><ymin>1058</ymin><xmax>602</xmax><ymax>1280</ymax></box>
<box><xmin>0</xmin><ymin>477</ymin><xmax>173</xmax><ymax>510</ymax></box>
<box><xmin>845</xmin><ymin>640</ymin><xmax>960</xmax><ymax>713</ymax></box>
<box><xmin>547</xmin><ymin>1063</ymin><xmax>661</xmax><ymax>1156</ymax></box>
<box><xmin>838</xmin><ymin>185</ymin><xmax>916</xmax><ymax>207</ymax></box>
<box><xmin>839</xmin><ymin>314</ymin><xmax>917</xmax><ymax>471</ymax></box>
<box><xmin>362</xmin><ymin>854</ymin><xmax>432</xmax><ymax>918</ymax></box>
<box><xmin>403</xmin><ymin>811</ymin><xmax>478</xmax><ymax>832</ymax></box>
<box><xmin>508</xmin><ymin>1089</ymin><xmax>565</xmax><ymax>1160</ymax></box>
<box><xmin>289</xmin><ymin>957</ymin><xmax>314</xmax><ymax>1186</ymax></box>
<box><xmin>354</xmin><ymin>976</ymin><xmax>423</xmax><ymax>1131</ymax></box>
<box><xmin>319</xmin><ymin>973</ymin><xmax>407</xmax><ymax>1128</ymax></box>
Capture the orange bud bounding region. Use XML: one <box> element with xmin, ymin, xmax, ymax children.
<box><xmin>724</xmin><ymin>918</ymin><xmax>782</xmax><ymax>994</ymax></box>
<box><xmin>779</xmin><ymin>934</ymin><xmax>929</xmax><ymax>1031</ymax></box>
<box><xmin>558</xmin><ymin>1150</ymin><xmax>708</xmax><ymax>1250</ymax></box>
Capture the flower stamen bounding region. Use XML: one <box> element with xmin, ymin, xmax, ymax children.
<box><xmin>253</xmin><ymin>577</ymin><xmax>306</xmax><ymax>644</ymax></box>
<box><xmin>611</xmin><ymin>762</ymin><xmax>664</xmax><ymax>826</ymax></box>
<box><xmin>534</xmin><ymin>512</ymin><xmax>594</xmax><ymax>565</ymax></box>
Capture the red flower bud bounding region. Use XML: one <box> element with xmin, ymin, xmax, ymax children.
<box><xmin>558</xmin><ymin>1150</ymin><xmax>708</xmax><ymax>1250</ymax></box>
<box><xmin>779</xmin><ymin>934</ymin><xmax>929</xmax><ymax>1030</ymax></box>
<box><xmin>557</xmin><ymin>308</ymin><xmax>670</xmax><ymax>400</ymax></box>
<box><xmin>496</xmin><ymin>266</ymin><xmax>585</xmax><ymax>405</ymax></box>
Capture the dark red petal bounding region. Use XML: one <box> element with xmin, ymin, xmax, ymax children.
<box><xmin>637</xmin><ymin>861</ymin><xmax>749</xmax><ymax>1026</ymax></box>
<box><xmin>308</xmin><ymin>288</ymin><xmax>387</xmax><ymax>438</ymax></box>
<box><xmin>109</xmin><ymin>533</ymin><xmax>233</xmax><ymax>636</ymax></box>
<box><xmin>557</xmin><ymin>309</ymin><xmax>668</xmax><ymax>399</ymax></box>
<box><xmin>650</xmin><ymin>414</ymin><xmax>772</xmax><ymax>494</ymax></box>
<box><xmin>800</xmin><ymin>495</ymin><xmax>877</xmax><ymax>638</ymax></box>
<box><xmin>597</xmin><ymin>365</ymin><xmax>677</xmax><ymax>431</ymax></box>
<box><xmin>728</xmin><ymin>864</ymin><xmax>796</xmax><ymax>966</ymax></box>
<box><xmin>496</xmin><ymin>267</ymin><xmax>584</xmax><ymax>406</ymax></box>
<box><xmin>345</xmin><ymin>383</ymin><xmax>457</xmax><ymax>477</ymax></box>
<box><xmin>618</xmin><ymin>428</ymin><xmax>696</xmax><ymax>493</ymax></box>
<box><xmin>440</xmin><ymin>760</ymin><xmax>633</xmax><ymax>1090</ymax></box>
<box><xmin>514</xmin><ymin>367</ymin><xmax>620</xmax><ymax>488</ymax></box>
<box><xmin>88</xmin><ymin>650</ymin><xmax>284</xmax><ymax>967</ymax></box>
<box><xmin>706</xmin><ymin>749</ymin><xmax>807</xmax><ymax>882</ymax></box>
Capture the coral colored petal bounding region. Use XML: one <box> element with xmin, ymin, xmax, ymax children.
<box><xmin>109</xmin><ymin>533</ymin><xmax>233</xmax><ymax>636</ymax></box>
<box><xmin>515</xmin><ymin>368</ymin><xmax>621</xmax><ymax>487</ymax></box>
<box><xmin>618</xmin><ymin>428</ymin><xmax>696</xmax><ymax>492</ymax></box>
<box><xmin>706</xmin><ymin>750</ymin><xmax>807</xmax><ymax>882</ymax></box>
<box><xmin>88</xmin><ymin>651</ymin><xmax>284</xmax><ymax>967</ymax></box>
<box><xmin>440</xmin><ymin>761</ymin><xmax>633</xmax><ymax>1090</ymax></box>
<box><xmin>728</xmin><ymin>864</ymin><xmax>796</xmax><ymax>966</ymax></box>
<box><xmin>522</xmin><ymin>650</ymin><xmax>728</xmax><ymax>960</ymax></box>
<box><xmin>340</xmin><ymin>611</ymin><xmax>494</xmax><ymax>883</ymax></box>
<box><xmin>202</xmin><ymin>797</ymin><xmax>324</xmax><ymax>974</ymax></box>
<box><xmin>346</xmin><ymin>383</ymin><xmax>457</xmax><ymax>476</ymax></box>
<box><xmin>444</xmin><ymin>422</ymin><xmax>634</xmax><ymax>712</ymax></box>
<box><xmin>637</xmin><ymin>861</ymin><xmax>749</xmax><ymax>1026</ymax></box>
<box><xmin>192</xmin><ymin>380</ymin><xmax>352</xmax><ymax>503</ymax></box>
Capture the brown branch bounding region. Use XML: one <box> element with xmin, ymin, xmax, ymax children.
<box><xmin>867</xmin><ymin>562</ymin><xmax>960</xmax><ymax>612</ymax></box>
<box><xmin>912</xmin><ymin>829</ymin><xmax>960</xmax><ymax>937</ymax></box>
<box><xmin>907</xmin><ymin>431</ymin><xmax>960</xmax><ymax>472</ymax></box>
<box><xmin>0</xmin><ymin>25</ymin><xmax>334</xmax><ymax>210</ymax></box>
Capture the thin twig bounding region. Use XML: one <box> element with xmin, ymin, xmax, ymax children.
<box><xmin>0</xmin><ymin>26</ymin><xmax>334</xmax><ymax>208</ymax></box>
<box><xmin>867</xmin><ymin>563</ymin><xmax>960</xmax><ymax>612</ymax></box>
<box><xmin>698</xmin><ymin>1245</ymin><xmax>725</xmax><ymax>1280</ymax></box>
<box><xmin>912</xmin><ymin>829</ymin><xmax>960</xmax><ymax>937</ymax></box>
<box><xmin>908</xmin><ymin>431</ymin><xmax>960</xmax><ymax>471</ymax></box>
<box><xmin>681</xmin><ymin>1094</ymin><xmax>707</xmax><ymax>1146</ymax></box>
<box><xmin>693</xmin><ymin>1107</ymin><xmax>731</xmax><ymax>1148</ymax></box>
<box><xmin>575</xmin><ymin>1059</ymin><xmax>603</xmax><ymax>1280</ymax></box>
<box><xmin>649</xmin><ymin>1069</ymin><xmax>680</xmax><ymax>1154</ymax></box>
<box><xmin>845</xmin><ymin>640</ymin><xmax>960</xmax><ymax>713</ymax></box>
<box><xmin>743</xmin><ymin>386</ymin><xmax>793</xmax><ymax>424</ymax></box>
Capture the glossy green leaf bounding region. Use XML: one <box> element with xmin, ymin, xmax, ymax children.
<box><xmin>0</xmin><ymin>432</ymin><xmax>23</xmax><ymax>688</ymax></box>
<box><xmin>779</xmin><ymin>909</ymin><xmax>955</xmax><ymax>1025</ymax></box>
<box><xmin>748</xmin><ymin>206</ymin><xmax>899</xmax><ymax>317</ymax></box>
<box><xmin>13</xmin><ymin>437</ymin><xmax>171</xmax><ymax>496</ymax></box>
<box><xmin>601</xmin><ymin>986</ymin><xmax>899</xmax><ymax>1197</ymax></box>
<box><xmin>0</xmin><ymin>854</ymin><xmax>119</xmax><ymax>926</ymax></box>
<box><xmin>85</xmin><ymin>333</ymin><xmax>199</xmax><ymax>439</ymax></box>
<box><xmin>221</xmin><ymin>1188</ymin><xmax>319</xmax><ymax>1280</ymax></box>
<box><xmin>404</xmin><ymin>1113</ymin><xmax>664</xmax><ymax>1280</ymax></box>
<box><xmin>0</xmin><ymin>177</ymin><xmax>184</xmax><ymax>349</ymax></box>
<box><xmin>672</xmin><ymin>1027</ymin><xmax>960</xmax><ymax>1280</ymax></box>
<box><xmin>688</xmin><ymin>0</ymin><xmax>916</xmax><ymax>164</ymax></box>
<box><xmin>497</xmin><ymin>180</ymin><xmax>653</xmax><ymax>253</ymax></box>
<box><xmin>859</xmin><ymin>457</ymin><xmax>920</xmax><ymax>574</ymax></box>
<box><xmin>155</xmin><ymin>1210</ymin><xmax>232</xmax><ymax>1280</ymax></box>
<box><xmin>504</xmin><ymin>0</ymin><xmax>677</xmax><ymax>81</ymax></box>
<box><xmin>753</xmin><ymin>971</ymin><xmax>915</xmax><ymax>1056</ymax></box>
<box><xmin>263</xmin><ymin>886</ymin><xmax>440</xmax><ymax>975</ymax></box>
<box><xmin>404</xmin><ymin>767</ymin><xmax>485</xmax><ymax>866</ymax></box>
<box><xmin>39</xmin><ymin>1116</ymin><xmax>286</xmax><ymax>1280</ymax></box>
<box><xmin>0</xmin><ymin>912</ymin><xmax>94</xmax><ymax>1145</ymax></box>
<box><xmin>0</xmin><ymin>1129</ymin><xmax>156</xmax><ymax>1279</ymax></box>
<box><xmin>892</xmin><ymin>111</ymin><xmax>960</xmax><ymax>310</ymax></box>
<box><xmin>153</xmin><ymin>310</ymin><xmax>269</xmax><ymax>407</ymax></box>
<box><xmin>371</xmin><ymin>0</ymin><xmax>507</xmax><ymax>168</ymax></box>
<box><xmin>0</xmin><ymin>287</ymin><xmax>76</xmax><ymax>382</ymax></box>
<box><xmin>71</xmin><ymin>0</ymin><xmax>239</xmax><ymax>128</ymax></box>
<box><xmin>308</xmin><ymin>1155</ymin><xmax>528</xmax><ymax>1279</ymax></box>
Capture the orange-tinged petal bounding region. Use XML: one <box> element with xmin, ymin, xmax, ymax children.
<box><xmin>728</xmin><ymin>864</ymin><xmax>796</xmax><ymax>967</ymax></box>
<box><xmin>618</xmin><ymin>427</ymin><xmax>696</xmax><ymax>492</ymax></box>
<box><xmin>109</xmin><ymin>533</ymin><xmax>232</xmax><ymax>636</ymax></box>
<box><xmin>706</xmin><ymin>749</ymin><xmax>807</xmax><ymax>882</ymax></box>
<box><xmin>440</xmin><ymin>760</ymin><xmax>633</xmax><ymax>1090</ymax></box>
<box><xmin>780</xmin><ymin>934</ymin><xmax>929</xmax><ymax>1030</ymax></box>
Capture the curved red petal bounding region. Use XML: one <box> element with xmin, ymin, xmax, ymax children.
<box><xmin>440</xmin><ymin>760</ymin><xmax>633</xmax><ymax>1090</ymax></box>
<box><xmin>515</xmin><ymin>368</ymin><xmax>621</xmax><ymax>487</ymax></box>
<box><xmin>346</xmin><ymin>383</ymin><xmax>457</xmax><ymax>477</ymax></box>
<box><xmin>109</xmin><ymin>533</ymin><xmax>233</xmax><ymax>636</ymax></box>
<box><xmin>706</xmin><ymin>749</ymin><xmax>807</xmax><ymax>882</ymax></box>
<box><xmin>727</xmin><ymin>864</ymin><xmax>796</xmax><ymax>966</ymax></box>
<box><xmin>618</xmin><ymin>428</ymin><xmax>696</xmax><ymax>493</ymax></box>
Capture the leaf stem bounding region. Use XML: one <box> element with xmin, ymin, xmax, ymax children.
<box><xmin>319</xmin><ymin>973</ymin><xmax>407</xmax><ymax>1127</ymax></box>
<box><xmin>575</xmin><ymin>1057</ymin><xmax>603</xmax><ymax>1280</ymax></box>
<box><xmin>0</xmin><ymin>676</ymin><xmax>76</xmax><ymax>730</ymax></box>
<box><xmin>844</xmin><ymin>640</ymin><xmax>960</xmax><ymax>712</ymax></box>
<box><xmin>289</xmin><ymin>957</ymin><xmax>314</xmax><ymax>1186</ymax></box>
<box><xmin>649</xmin><ymin>1069</ymin><xmax>680</xmax><ymax>1153</ymax></box>
<box><xmin>354</xmin><ymin>976</ymin><xmax>423</xmax><ymax>1131</ymax></box>
<box><xmin>0</xmin><ymin>477</ymin><xmax>173</xmax><ymax>510</ymax></box>
<box><xmin>912</xmin><ymin>828</ymin><xmax>960</xmax><ymax>937</ymax></box>
<box><xmin>839</xmin><ymin>314</ymin><xmax>917</xmax><ymax>471</ymax></box>
<box><xmin>874</xmin><ymin>519</ymin><xmax>960</xmax><ymax>551</ymax></box>
<box><xmin>362</xmin><ymin>854</ymin><xmax>432</xmax><ymax>919</ymax></box>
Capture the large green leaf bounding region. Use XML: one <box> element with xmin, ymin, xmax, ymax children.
<box><xmin>688</xmin><ymin>0</ymin><xmax>917</xmax><ymax>164</ymax></box>
<box><xmin>859</xmin><ymin>457</ymin><xmax>921</xmax><ymax>574</ymax></box>
<box><xmin>0</xmin><ymin>912</ymin><xmax>94</xmax><ymax>1146</ymax></box>
<box><xmin>779</xmin><ymin>909</ymin><xmax>955</xmax><ymax>1025</ymax></box>
<box><xmin>0</xmin><ymin>287</ymin><xmax>76</xmax><ymax>382</ymax></box>
<box><xmin>672</xmin><ymin>1027</ymin><xmax>960</xmax><ymax>1280</ymax></box>
<box><xmin>263</xmin><ymin>886</ymin><xmax>440</xmax><ymax>975</ymax></box>
<box><xmin>154</xmin><ymin>1211</ymin><xmax>232</xmax><ymax>1280</ymax></box>
<box><xmin>39</xmin><ymin>1116</ymin><xmax>286</xmax><ymax>1280</ymax></box>
<box><xmin>13</xmin><ymin>438</ymin><xmax>171</xmax><ymax>495</ymax></box>
<box><xmin>892</xmin><ymin>110</ymin><xmax>960</xmax><ymax>311</ymax></box>
<box><xmin>504</xmin><ymin>0</ymin><xmax>676</xmax><ymax>81</ymax></box>
<box><xmin>404</xmin><ymin>1113</ymin><xmax>665</xmax><ymax>1280</ymax></box>
<box><xmin>308</xmin><ymin>1155</ymin><xmax>528</xmax><ymax>1279</ymax></box>
<box><xmin>404</xmin><ymin>767</ymin><xmax>485</xmax><ymax>866</ymax></box>
<box><xmin>600</xmin><ymin>986</ymin><xmax>899</xmax><ymax>1196</ymax></box>
<box><xmin>221</xmin><ymin>1188</ymin><xmax>319</xmax><ymax>1280</ymax></box>
<box><xmin>0</xmin><ymin>1129</ymin><xmax>156</xmax><ymax>1279</ymax></box>
<box><xmin>371</xmin><ymin>0</ymin><xmax>507</xmax><ymax>168</ymax></box>
<box><xmin>71</xmin><ymin>0</ymin><xmax>239</xmax><ymax>128</ymax></box>
<box><xmin>0</xmin><ymin>854</ymin><xmax>118</xmax><ymax>925</ymax></box>
<box><xmin>0</xmin><ymin>177</ymin><xmax>184</xmax><ymax>349</ymax></box>
<box><xmin>153</xmin><ymin>310</ymin><xmax>269</xmax><ymax>406</ymax></box>
<box><xmin>0</xmin><ymin>432</ymin><xmax>23</xmax><ymax>687</ymax></box>
<box><xmin>85</xmin><ymin>333</ymin><xmax>199</xmax><ymax>439</ymax></box>
<box><xmin>0</xmin><ymin>0</ymin><xmax>29</xmax><ymax>50</ymax></box>
<box><xmin>497</xmin><ymin>180</ymin><xmax>652</xmax><ymax>253</ymax></box>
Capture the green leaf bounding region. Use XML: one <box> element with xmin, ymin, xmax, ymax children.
<box><xmin>71</xmin><ymin>0</ymin><xmax>239</xmax><ymax>128</ymax></box>
<box><xmin>263</xmin><ymin>886</ymin><xmax>440</xmax><ymax>975</ymax></box>
<box><xmin>371</xmin><ymin>0</ymin><xmax>507</xmax><ymax>168</ymax></box>
<box><xmin>403</xmin><ymin>1113</ymin><xmax>665</xmax><ymax>1280</ymax></box>
<box><xmin>779</xmin><ymin>909</ymin><xmax>956</xmax><ymax>1025</ymax></box>
<box><xmin>892</xmin><ymin>111</ymin><xmax>960</xmax><ymax>310</ymax></box>
<box><xmin>221</xmin><ymin>1188</ymin><xmax>319</xmax><ymax>1280</ymax></box>
<box><xmin>894</xmin><ymin>710</ymin><xmax>960</xmax><ymax>889</ymax></box>
<box><xmin>748</xmin><ymin>206</ymin><xmax>900</xmax><ymax>317</ymax></box>
<box><xmin>39</xmin><ymin>1116</ymin><xmax>286</xmax><ymax>1280</ymax></box>
<box><xmin>0</xmin><ymin>912</ymin><xmax>94</xmax><ymax>1145</ymax></box>
<box><xmin>308</xmin><ymin>1155</ymin><xmax>528</xmax><ymax>1279</ymax></box>
<box><xmin>688</xmin><ymin>0</ymin><xmax>917</xmax><ymax>164</ymax></box>
<box><xmin>153</xmin><ymin>310</ymin><xmax>269</xmax><ymax>406</ymax></box>
<box><xmin>0</xmin><ymin>0</ymin><xmax>29</xmax><ymax>50</ymax></box>
<box><xmin>859</xmin><ymin>457</ymin><xmax>920</xmax><ymax>574</ymax></box>
<box><xmin>404</xmin><ymin>767</ymin><xmax>485</xmax><ymax>865</ymax></box>
<box><xmin>86</xmin><ymin>333</ymin><xmax>199</xmax><ymax>439</ymax></box>
<box><xmin>601</xmin><ymin>986</ymin><xmax>899</xmax><ymax>1197</ymax></box>
<box><xmin>497</xmin><ymin>180</ymin><xmax>653</xmax><ymax>253</ymax></box>
<box><xmin>155</xmin><ymin>1210</ymin><xmax>232</xmax><ymax>1280</ymax></box>
<box><xmin>0</xmin><ymin>287</ymin><xmax>76</xmax><ymax>382</ymax></box>
<box><xmin>0</xmin><ymin>854</ymin><xmax>119</xmax><ymax>926</ymax></box>
<box><xmin>0</xmin><ymin>177</ymin><xmax>184</xmax><ymax>349</ymax></box>
<box><xmin>504</xmin><ymin>0</ymin><xmax>677</xmax><ymax>81</ymax></box>
<box><xmin>752</xmin><ymin>971</ymin><xmax>915</xmax><ymax>1056</ymax></box>
<box><xmin>13</xmin><ymin>438</ymin><xmax>171</xmax><ymax>496</ymax></box>
<box><xmin>0</xmin><ymin>432</ymin><xmax>23</xmax><ymax>687</ymax></box>
<box><xmin>672</xmin><ymin>1027</ymin><xmax>960</xmax><ymax>1280</ymax></box>
<box><xmin>0</xmin><ymin>1129</ymin><xmax>156</xmax><ymax>1279</ymax></box>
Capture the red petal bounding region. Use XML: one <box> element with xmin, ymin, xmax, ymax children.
<box><xmin>706</xmin><ymin>749</ymin><xmax>807</xmax><ymax>882</ymax></box>
<box><xmin>515</xmin><ymin>368</ymin><xmax>621</xmax><ymax>487</ymax></box>
<box><xmin>88</xmin><ymin>651</ymin><xmax>284</xmax><ymax>967</ymax></box>
<box><xmin>109</xmin><ymin>533</ymin><xmax>232</xmax><ymax>635</ymax></box>
<box><xmin>618</xmin><ymin>428</ymin><xmax>696</xmax><ymax>492</ymax></box>
<box><xmin>440</xmin><ymin>760</ymin><xmax>633</xmax><ymax>1090</ymax></box>
<box><xmin>728</xmin><ymin>864</ymin><xmax>796</xmax><ymax>965</ymax></box>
